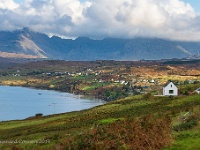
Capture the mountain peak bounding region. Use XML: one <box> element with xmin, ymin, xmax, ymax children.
<box><xmin>0</xmin><ymin>29</ymin><xmax>200</xmax><ymax>60</ymax></box>
<box><xmin>75</xmin><ymin>37</ymin><xmax>91</xmax><ymax>41</ymax></box>
<box><xmin>22</xmin><ymin>27</ymin><xmax>32</xmax><ymax>32</ymax></box>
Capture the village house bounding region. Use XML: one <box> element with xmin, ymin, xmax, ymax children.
<box><xmin>149</xmin><ymin>79</ymin><xmax>155</xmax><ymax>83</ymax></box>
<box><xmin>163</xmin><ymin>81</ymin><xmax>178</xmax><ymax>96</ymax></box>
<box><xmin>195</xmin><ymin>88</ymin><xmax>200</xmax><ymax>94</ymax></box>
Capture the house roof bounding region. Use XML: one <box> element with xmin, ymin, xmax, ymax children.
<box><xmin>163</xmin><ymin>81</ymin><xmax>177</xmax><ymax>88</ymax></box>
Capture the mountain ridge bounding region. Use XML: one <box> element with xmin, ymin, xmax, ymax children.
<box><xmin>0</xmin><ymin>28</ymin><xmax>200</xmax><ymax>60</ymax></box>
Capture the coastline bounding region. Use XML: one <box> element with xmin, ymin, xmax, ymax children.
<box><xmin>0</xmin><ymin>85</ymin><xmax>105</xmax><ymax>122</ymax></box>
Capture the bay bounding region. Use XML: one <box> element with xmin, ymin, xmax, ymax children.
<box><xmin>0</xmin><ymin>86</ymin><xmax>105</xmax><ymax>121</ymax></box>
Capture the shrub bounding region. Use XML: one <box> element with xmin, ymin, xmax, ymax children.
<box><xmin>11</xmin><ymin>146</ymin><xmax>23</xmax><ymax>150</ymax></box>
<box><xmin>62</xmin><ymin>115</ymin><xmax>172</xmax><ymax>150</ymax></box>
<box><xmin>35</xmin><ymin>113</ymin><xmax>43</xmax><ymax>117</ymax></box>
<box><xmin>173</xmin><ymin>112</ymin><xmax>199</xmax><ymax>131</ymax></box>
<box><xmin>143</xmin><ymin>93</ymin><xmax>154</xmax><ymax>100</ymax></box>
<box><xmin>173</xmin><ymin>120</ymin><xmax>197</xmax><ymax>131</ymax></box>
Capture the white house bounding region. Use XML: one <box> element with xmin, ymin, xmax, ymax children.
<box><xmin>195</xmin><ymin>88</ymin><xmax>200</xmax><ymax>94</ymax></box>
<box><xmin>149</xmin><ymin>79</ymin><xmax>155</xmax><ymax>83</ymax></box>
<box><xmin>163</xmin><ymin>81</ymin><xmax>178</xmax><ymax>96</ymax></box>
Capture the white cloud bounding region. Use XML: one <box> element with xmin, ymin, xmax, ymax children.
<box><xmin>0</xmin><ymin>0</ymin><xmax>19</xmax><ymax>10</ymax></box>
<box><xmin>53</xmin><ymin>0</ymin><xmax>90</xmax><ymax>22</ymax></box>
<box><xmin>0</xmin><ymin>0</ymin><xmax>200</xmax><ymax>41</ymax></box>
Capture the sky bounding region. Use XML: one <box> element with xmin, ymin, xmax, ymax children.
<box><xmin>0</xmin><ymin>0</ymin><xmax>200</xmax><ymax>41</ymax></box>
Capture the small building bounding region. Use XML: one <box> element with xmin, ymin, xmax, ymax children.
<box><xmin>163</xmin><ymin>81</ymin><xmax>178</xmax><ymax>96</ymax></box>
<box><xmin>195</xmin><ymin>88</ymin><xmax>200</xmax><ymax>94</ymax></box>
<box><xmin>149</xmin><ymin>79</ymin><xmax>155</xmax><ymax>83</ymax></box>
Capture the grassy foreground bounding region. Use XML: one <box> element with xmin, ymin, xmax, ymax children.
<box><xmin>0</xmin><ymin>94</ymin><xmax>200</xmax><ymax>150</ymax></box>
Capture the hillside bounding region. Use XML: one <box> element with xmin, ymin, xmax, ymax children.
<box><xmin>0</xmin><ymin>59</ymin><xmax>199</xmax><ymax>101</ymax></box>
<box><xmin>0</xmin><ymin>60</ymin><xmax>199</xmax><ymax>149</ymax></box>
<box><xmin>0</xmin><ymin>94</ymin><xmax>199</xmax><ymax>149</ymax></box>
<box><xmin>0</xmin><ymin>28</ymin><xmax>200</xmax><ymax>60</ymax></box>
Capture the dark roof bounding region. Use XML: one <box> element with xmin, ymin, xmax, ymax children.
<box><xmin>163</xmin><ymin>81</ymin><xmax>176</xmax><ymax>88</ymax></box>
<box><xmin>163</xmin><ymin>81</ymin><xmax>171</xmax><ymax>87</ymax></box>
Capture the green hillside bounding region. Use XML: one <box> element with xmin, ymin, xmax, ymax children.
<box><xmin>0</xmin><ymin>94</ymin><xmax>200</xmax><ymax>150</ymax></box>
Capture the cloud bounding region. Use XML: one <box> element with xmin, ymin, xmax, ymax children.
<box><xmin>79</xmin><ymin>0</ymin><xmax>198</xmax><ymax>40</ymax></box>
<box><xmin>0</xmin><ymin>0</ymin><xmax>200</xmax><ymax>41</ymax></box>
<box><xmin>0</xmin><ymin>0</ymin><xmax>19</xmax><ymax>10</ymax></box>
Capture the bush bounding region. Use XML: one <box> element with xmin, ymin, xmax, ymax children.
<box><xmin>143</xmin><ymin>93</ymin><xmax>154</xmax><ymax>100</ymax></box>
<box><xmin>173</xmin><ymin>112</ymin><xmax>199</xmax><ymax>131</ymax></box>
<box><xmin>11</xmin><ymin>146</ymin><xmax>23</xmax><ymax>150</ymax></box>
<box><xmin>62</xmin><ymin>115</ymin><xmax>172</xmax><ymax>150</ymax></box>
<box><xmin>173</xmin><ymin>120</ymin><xmax>197</xmax><ymax>131</ymax></box>
<box><xmin>35</xmin><ymin>113</ymin><xmax>43</xmax><ymax>117</ymax></box>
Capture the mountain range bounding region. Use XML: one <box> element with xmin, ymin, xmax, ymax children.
<box><xmin>0</xmin><ymin>27</ymin><xmax>200</xmax><ymax>60</ymax></box>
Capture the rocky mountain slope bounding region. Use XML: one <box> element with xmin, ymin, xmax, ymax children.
<box><xmin>0</xmin><ymin>28</ymin><xmax>200</xmax><ymax>60</ymax></box>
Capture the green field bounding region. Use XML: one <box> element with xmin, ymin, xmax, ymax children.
<box><xmin>0</xmin><ymin>94</ymin><xmax>199</xmax><ymax>150</ymax></box>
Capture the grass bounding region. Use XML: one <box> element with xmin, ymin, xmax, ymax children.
<box><xmin>160</xmin><ymin>75</ymin><xmax>199</xmax><ymax>82</ymax></box>
<box><xmin>73</xmin><ymin>74</ymin><xmax>95</xmax><ymax>80</ymax></box>
<box><xmin>0</xmin><ymin>94</ymin><xmax>199</xmax><ymax>149</ymax></box>
<box><xmin>98</xmin><ymin>118</ymin><xmax>124</xmax><ymax>124</ymax></box>
<box><xmin>82</xmin><ymin>82</ymin><xmax>110</xmax><ymax>91</ymax></box>
<box><xmin>165</xmin><ymin>131</ymin><xmax>200</xmax><ymax>150</ymax></box>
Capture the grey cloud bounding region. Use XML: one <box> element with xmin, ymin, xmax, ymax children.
<box><xmin>30</xmin><ymin>0</ymin><xmax>49</xmax><ymax>8</ymax></box>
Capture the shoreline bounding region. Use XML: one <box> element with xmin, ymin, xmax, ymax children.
<box><xmin>0</xmin><ymin>85</ymin><xmax>106</xmax><ymax>122</ymax></box>
<box><xmin>0</xmin><ymin>83</ymin><xmax>103</xmax><ymax>101</ymax></box>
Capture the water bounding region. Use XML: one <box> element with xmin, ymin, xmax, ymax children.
<box><xmin>0</xmin><ymin>86</ymin><xmax>105</xmax><ymax>121</ymax></box>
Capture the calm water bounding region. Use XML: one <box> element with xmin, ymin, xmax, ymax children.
<box><xmin>0</xmin><ymin>86</ymin><xmax>105</xmax><ymax>121</ymax></box>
